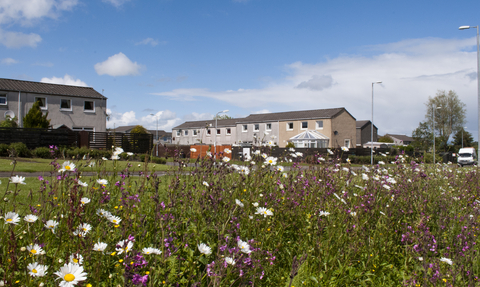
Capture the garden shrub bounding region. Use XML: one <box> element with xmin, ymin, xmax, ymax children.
<box><xmin>33</xmin><ymin>146</ymin><xmax>51</xmax><ymax>158</ymax></box>
<box><xmin>0</xmin><ymin>143</ymin><xmax>9</xmax><ymax>156</ymax></box>
<box><xmin>9</xmin><ymin>142</ymin><xmax>31</xmax><ymax>157</ymax></box>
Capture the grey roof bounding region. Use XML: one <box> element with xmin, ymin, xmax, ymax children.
<box><xmin>0</xmin><ymin>78</ymin><xmax>106</xmax><ymax>99</ymax></box>
<box><xmin>112</xmin><ymin>125</ymin><xmax>138</xmax><ymax>133</ymax></box>
<box><xmin>237</xmin><ymin>107</ymin><xmax>352</xmax><ymax>123</ymax></box>
<box><xmin>356</xmin><ymin>120</ymin><xmax>377</xmax><ymax>129</ymax></box>
<box><xmin>174</xmin><ymin>118</ymin><xmax>242</xmax><ymax>129</ymax></box>
<box><xmin>385</xmin><ymin>134</ymin><xmax>413</xmax><ymax>141</ymax></box>
<box><xmin>146</xmin><ymin>130</ymin><xmax>171</xmax><ymax>137</ymax></box>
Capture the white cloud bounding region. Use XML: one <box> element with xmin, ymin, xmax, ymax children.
<box><xmin>1</xmin><ymin>57</ymin><xmax>18</xmax><ymax>65</ymax></box>
<box><xmin>136</xmin><ymin>38</ymin><xmax>159</xmax><ymax>46</ymax></box>
<box><xmin>152</xmin><ymin>36</ymin><xmax>480</xmax><ymax>139</ymax></box>
<box><xmin>94</xmin><ymin>52</ymin><xmax>144</xmax><ymax>77</ymax></box>
<box><xmin>106</xmin><ymin>109</ymin><xmax>182</xmax><ymax>131</ymax></box>
<box><xmin>252</xmin><ymin>109</ymin><xmax>271</xmax><ymax>114</ymax></box>
<box><xmin>0</xmin><ymin>0</ymin><xmax>78</xmax><ymax>25</ymax></box>
<box><xmin>0</xmin><ymin>29</ymin><xmax>41</xmax><ymax>48</ymax></box>
<box><xmin>102</xmin><ymin>0</ymin><xmax>131</xmax><ymax>8</ymax></box>
<box><xmin>40</xmin><ymin>74</ymin><xmax>87</xmax><ymax>86</ymax></box>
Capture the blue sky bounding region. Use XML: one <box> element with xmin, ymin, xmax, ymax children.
<box><xmin>2</xmin><ymin>0</ymin><xmax>480</xmax><ymax>141</ymax></box>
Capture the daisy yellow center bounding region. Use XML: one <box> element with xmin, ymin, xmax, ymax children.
<box><xmin>113</xmin><ymin>220</ymin><xmax>117</xmax><ymax>223</ymax></box>
<box><xmin>31</xmin><ymin>249</ymin><xmax>37</xmax><ymax>254</ymax></box>
<box><xmin>264</xmin><ymin>211</ymin><xmax>267</xmax><ymax>214</ymax></box>
<box><xmin>6</xmin><ymin>218</ymin><xmax>12</xmax><ymax>222</ymax></box>
<box><xmin>66</xmin><ymin>166</ymin><xmax>71</xmax><ymax>170</ymax></box>
<box><xmin>49</xmin><ymin>225</ymin><xmax>54</xmax><ymax>228</ymax></box>
<box><xmin>73</xmin><ymin>258</ymin><xmax>79</xmax><ymax>263</ymax></box>
<box><xmin>32</xmin><ymin>269</ymin><xmax>37</xmax><ymax>273</ymax></box>
<box><xmin>64</xmin><ymin>273</ymin><xmax>75</xmax><ymax>282</ymax></box>
<box><xmin>82</xmin><ymin>228</ymin><xmax>87</xmax><ymax>231</ymax></box>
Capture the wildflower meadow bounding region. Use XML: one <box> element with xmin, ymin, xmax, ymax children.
<box><xmin>1</xmin><ymin>146</ymin><xmax>480</xmax><ymax>286</ymax></box>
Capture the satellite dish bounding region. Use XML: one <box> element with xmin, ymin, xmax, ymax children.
<box><xmin>4</xmin><ymin>110</ymin><xmax>15</xmax><ymax>119</ymax></box>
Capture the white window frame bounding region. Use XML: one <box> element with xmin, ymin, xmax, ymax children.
<box><xmin>184</xmin><ymin>130</ymin><xmax>188</xmax><ymax>136</ymax></box>
<box><xmin>287</xmin><ymin>122</ymin><xmax>294</xmax><ymax>131</ymax></box>
<box><xmin>216</xmin><ymin>129</ymin><xmax>221</xmax><ymax>135</ymax></box>
<box><xmin>0</xmin><ymin>95</ymin><xmax>6</xmax><ymax>105</ymax></box>
<box><xmin>193</xmin><ymin>130</ymin><xmax>198</xmax><ymax>136</ymax></box>
<box><xmin>226</xmin><ymin>128</ymin><xmax>231</xmax><ymax>135</ymax></box>
<box><xmin>254</xmin><ymin>124</ymin><xmax>259</xmax><ymax>131</ymax></box>
<box><xmin>35</xmin><ymin>97</ymin><xmax>47</xmax><ymax>110</ymax></box>
<box><xmin>301</xmin><ymin>121</ymin><xmax>308</xmax><ymax>130</ymax></box>
<box><xmin>207</xmin><ymin>129</ymin><xmax>211</xmax><ymax>136</ymax></box>
<box><xmin>84</xmin><ymin>100</ymin><xmax>95</xmax><ymax>113</ymax></box>
<box><xmin>60</xmin><ymin>99</ymin><xmax>72</xmax><ymax>111</ymax></box>
<box><xmin>176</xmin><ymin>130</ymin><xmax>181</xmax><ymax>136</ymax></box>
<box><xmin>242</xmin><ymin>124</ymin><xmax>248</xmax><ymax>132</ymax></box>
<box><xmin>344</xmin><ymin>139</ymin><xmax>351</xmax><ymax>148</ymax></box>
<box><xmin>265</xmin><ymin>123</ymin><xmax>272</xmax><ymax>131</ymax></box>
<box><xmin>316</xmin><ymin>120</ymin><xmax>323</xmax><ymax>129</ymax></box>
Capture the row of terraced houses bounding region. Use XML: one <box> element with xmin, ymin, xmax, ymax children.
<box><xmin>173</xmin><ymin>108</ymin><xmax>379</xmax><ymax>149</ymax></box>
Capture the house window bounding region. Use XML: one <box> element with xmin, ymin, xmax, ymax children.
<box><xmin>176</xmin><ymin>130</ymin><xmax>181</xmax><ymax>136</ymax></box>
<box><xmin>60</xmin><ymin>99</ymin><xmax>72</xmax><ymax>111</ymax></box>
<box><xmin>35</xmin><ymin>97</ymin><xmax>47</xmax><ymax>109</ymax></box>
<box><xmin>344</xmin><ymin>139</ymin><xmax>351</xmax><ymax>148</ymax></box>
<box><xmin>217</xmin><ymin>129</ymin><xmax>221</xmax><ymax>135</ymax></box>
<box><xmin>0</xmin><ymin>95</ymin><xmax>6</xmax><ymax>105</ymax></box>
<box><xmin>301</xmin><ymin>121</ymin><xmax>308</xmax><ymax>129</ymax></box>
<box><xmin>184</xmin><ymin>130</ymin><xmax>188</xmax><ymax>136</ymax></box>
<box><xmin>193</xmin><ymin>130</ymin><xmax>198</xmax><ymax>136</ymax></box>
<box><xmin>254</xmin><ymin>124</ymin><xmax>259</xmax><ymax>131</ymax></box>
<box><xmin>242</xmin><ymin>125</ymin><xmax>248</xmax><ymax>132</ymax></box>
<box><xmin>287</xmin><ymin>122</ymin><xmax>294</xmax><ymax>130</ymax></box>
<box><xmin>226</xmin><ymin>128</ymin><xmax>231</xmax><ymax>135</ymax></box>
<box><xmin>316</xmin><ymin>121</ymin><xmax>323</xmax><ymax>129</ymax></box>
<box><xmin>84</xmin><ymin>101</ymin><xmax>94</xmax><ymax>112</ymax></box>
<box><xmin>207</xmin><ymin>129</ymin><xmax>211</xmax><ymax>135</ymax></box>
<box><xmin>266</xmin><ymin>123</ymin><xmax>271</xmax><ymax>131</ymax></box>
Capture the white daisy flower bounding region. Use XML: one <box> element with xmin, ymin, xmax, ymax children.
<box><xmin>45</xmin><ymin>220</ymin><xmax>59</xmax><ymax>231</ymax></box>
<box><xmin>107</xmin><ymin>215</ymin><xmax>122</xmax><ymax>224</ymax></box>
<box><xmin>93</xmin><ymin>242</ymin><xmax>108</xmax><ymax>252</ymax></box>
<box><xmin>225</xmin><ymin>257</ymin><xmax>235</xmax><ymax>265</ymax></box>
<box><xmin>142</xmin><ymin>247</ymin><xmax>162</xmax><ymax>255</ymax></box>
<box><xmin>265</xmin><ymin>156</ymin><xmax>277</xmax><ymax>166</ymax></box>
<box><xmin>73</xmin><ymin>223</ymin><xmax>92</xmax><ymax>237</ymax></box>
<box><xmin>255</xmin><ymin>207</ymin><xmax>273</xmax><ymax>217</ymax></box>
<box><xmin>235</xmin><ymin>199</ymin><xmax>244</xmax><ymax>208</ymax></box>
<box><xmin>116</xmin><ymin>239</ymin><xmax>134</xmax><ymax>255</ymax></box>
<box><xmin>440</xmin><ymin>257</ymin><xmax>453</xmax><ymax>265</ymax></box>
<box><xmin>27</xmin><ymin>262</ymin><xmax>48</xmax><ymax>277</ymax></box>
<box><xmin>96</xmin><ymin>209</ymin><xmax>112</xmax><ymax>218</ymax></box>
<box><xmin>327</xmin><ymin>149</ymin><xmax>334</xmax><ymax>155</ymax></box>
<box><xmin>222</xmin><ymin>157</ymin><xmax>230</xmax><ymax>163</ymax></box>
<box><xmin>96</xmin><ymin>179</ymin><xmax>108</xmax><ymax>185</ymax></box>
<box><xmin>54</xmin><ymin>263</ymin><xmax>88</xmax><ymax>287</ymax></box>
<box><xmin>24</xmin><ymin>214</ymin><xmax>38</xmax><ymax>223</ymax></box>
<box><xmin>319</xmin><ymin>211</ymin><xmax>330</xmax><ymax>216</ymax></box>
<box><xmin>190</xmin><ymin>148</ymin><xmax>197</xmax><ymax>152</ymax></box>
<box><xmin>114</xmin><ymin>147</ymin><xmax>124</xmax><ymax>155</ymax></box>
<box><xmin>102</xmin><ymin>157</ymin><xmax>108</xmax><ymax>161</ymax></box>
<box><xmin>27</xmin><ymin>244</ymin><xmax>45</xmax><ymax>256</ymax></box>
<box><xmin>197</xmin><ymin>243</ymin><xmax>212</xmax><ymax>255</ymax></box>
<box><xmin>59</xmin><ymin>161</ymin><xmax>76</xmax><ymax>173</ymax></box>
<box><xmin>80</xmin><ymin>198</ymin><xmax>90</xmax><ymax>205</ymax></box>
<box><xmin>224</xmin><ymin>148</ymin><xmax>231</xmax><ymax>154</ymax></box>
<box><xmin>341</xmin><ymin>146</ymin><xmax>349</xmax><ymax>152</ymax></box>
<box><xmin>203</xmin><ymin>181</ymin><xmax>209</xmax><ymax>187</ymax></box>
<box><xmin>237</xmin><ymin>239</ymin><xmax>252</xmax><ymax>254</ymax></box>
<box><xmin>4</xmin><ymin>211</ymin><xmax>20</xmax><ymax>224</ymax></box>
<box><xmin>111</xmin><ymin>154</ymin><xmax>120</xmax><ymax>160</ymax></box>
<box><xmin>126</xmin><ymin>152</ymin><xmax>134</xmax><ymax>156</ymax></box>
<box><xmin>69</xmin><ymin>253</ymin><xmax>84</xmax><ymax>265</ymax></box>
<box><xmin>253</xmin><ymin>150</ymin><xmax>261</xmax><ymax>155</ymax></box>
<box><xmin>77</xmin><ymin>180</ymin><xmax>88</xmax><ymax>187</ymax></box>
<box><xmin>295</xmin><ymin>152</ymin><xmax>303</xmax><ymax>157</ymax></box>
<box><xmin>252</xmin><ymin>202</ymin><xmax>259</xmax><ymax>207</ymax></box>
<box><xmin>10</xmin><ymin>175</ymin><xmax>26</xmax><ymax>185</ymax></box>
<box><xmin>276</xmin><ymin>166</ymin><xmax>284</xmax><ymax>172</ymax></box>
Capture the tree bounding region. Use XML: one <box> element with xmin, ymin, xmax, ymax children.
<box><xmin>378</xmin><ymin>135</ymin><xmax>394</xmax><ymax>143</ymax></box>
<box><xmin>425</xmin><ymin>90</ymin><xmax>466</xmax><ymax>151</ymax></box>
<box><xmin>23</xmin><ymin>101</ymin><xmax>50</xmax><ymax>128</ymax></box>
<box><xmin>452</xmin><ymin>128</ymin><xmax>474</xmax><ymax>149</ymax></box>
<box><xmin>412</xmin><ymin>121</ymin><xmax>433</xmax><ymax>151</ymax></box>
<box><xmin>130</xmin><ymin>125</ymin><xmax>148</xmax><ymax>134</ymax></box>
<box><xmin>0</xmin><ymin>115</ymin><xmax>18</xmax><ymax>128</ymax></box>
<box><xmin>213</xmin><ymin>114</ymin><xmax>233</xmax><ymax>120</ymax></box>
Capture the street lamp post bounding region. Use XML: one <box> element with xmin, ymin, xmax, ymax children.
<box><xmin>150</xmin><ymin>113</ymin><xmax>159</xmax><ymax>157</ymax></box>
<box><xmin>459</xmin><ymin>25</ymin><xmax>480</xmax><ymax>166</ymax></box>
<box><xmin>214</xmin><ymin>109</ymin><xmax>229</xmax><ymax>157</ymax></box>
<box><xmin>371</xmin><ymin>81</ymin><xmax>382</xmax><ymax>165</ymax></box>
<box><xmin>433</xmin><ymin>106</ymin><xmax>441</xmax><ymax>164</ymax></box>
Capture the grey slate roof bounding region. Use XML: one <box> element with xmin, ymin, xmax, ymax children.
<box><xmin>0</xmin><ymin>78</ymin><xmax>106</xmax><ymax>99</ymax></box>
<box><xmin>237</xmin><ymin>107</ymin><xmax>352</xmax><ymax>123</ymax></box>
<box><xmin>356</xmin><ymin>120</ymin><xmax>377</xmax><ymax>129</ymax></box>
<box><xmin>174</xmin><ymin>118</ymin><xmax>242</xmax><ymax>129</ymax></box>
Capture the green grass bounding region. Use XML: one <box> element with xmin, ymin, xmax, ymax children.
<box><xmin>0</xmin><ymin>157</ymin><xmax>172</xmax><ymax>173</ymax></box>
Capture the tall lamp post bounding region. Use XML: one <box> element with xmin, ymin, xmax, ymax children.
<box><xmin>459</xmin><ymin>25</ymin><xmax>480</xmax><ymax>165</ymax></box>
<box><xmin>433</xmin><ymin>106</ymin><xmax>441</xmax><ymax>164</ymax></box>
<box><xmin>371</xmin><ymin>81</ymin><xmax>382</xmax><ymax>165</ymax></box>
<box><xmin>150</xmin><ymin>113</ymin><xmax>159</xmax><ymax>157</ymax></box>
<box><xmin>214</xmin><ymin>109</ymin><xmax>229</xmax><ymax>157</ymax></box>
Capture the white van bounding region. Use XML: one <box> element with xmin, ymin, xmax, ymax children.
<box><xmin>457</xmin><ymin>147</ymin><xmax>477</xmax><ymax>167</ymax></box>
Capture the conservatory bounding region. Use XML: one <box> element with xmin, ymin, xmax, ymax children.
<box><xmin>289</xmin><ymin>130</ymin><xmax>329</xmax><ymax>148</ymax></box>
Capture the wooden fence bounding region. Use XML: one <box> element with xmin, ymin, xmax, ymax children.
<box><xmin>0</xmin><ymin>127</ymin><xmax>78</xmax><ymax>149</ymax></box>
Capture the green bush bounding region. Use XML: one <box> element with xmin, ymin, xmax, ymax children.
<box><xmin>33</xmin><ymin>147</ymin><xmax>51</xmax><ymax>158</ymax></box>
<box><xmin>0</xmin><ymin>143</ymin><xmax>9</xmax><ymax>156</ymax></box>
<box><xmin>139</xmin><ymin>154</ymin><xmax>166</xmax><ymax>164</ymax></box>
<box><xmin>9</xmin><ymin>142</ymin><xmax>31</xmax><ymax>157</ymax></box>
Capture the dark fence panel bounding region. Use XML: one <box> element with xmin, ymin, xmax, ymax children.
<box><xmin>0</xmin><ymin>127</ymin><xmax>78</xmax><ymax>149</ymax></box>
<box><xmin>88</xmin><ymin>132</ymin><xmax>153</xmax><ymax>154</ymax></box>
